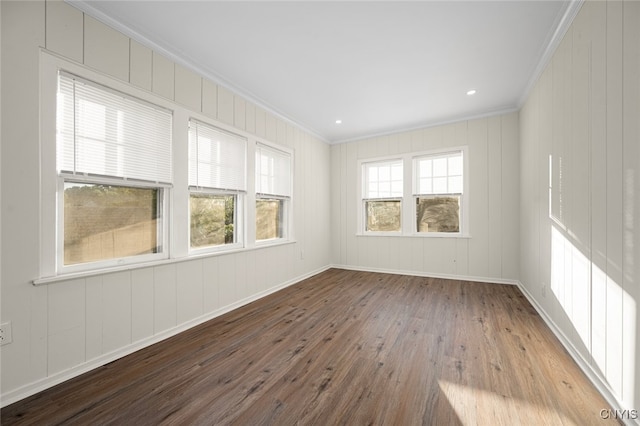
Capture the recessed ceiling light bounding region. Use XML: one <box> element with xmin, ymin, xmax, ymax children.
<box><xmin>335</xmin><ymin>119</ymin><xmax>342</xmax><ymax>124</ymax></box>
<box><xmin>467</xmin><ymin>89</ymin><xmax>477</xmax><ymax>96</ymax></box>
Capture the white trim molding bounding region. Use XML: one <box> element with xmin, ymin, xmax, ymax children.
<box><xmin>2</xmin><ymin>265</ymin><xmax>331</xmax><ymax>408</ymax></box>
<box><xmin>516</xmin><ymin>281</ymin><xmax>639</xmax><ymax>426</ymax></box>
<box><xmin>331</xmin><ymin>264</ymin><xmax>520</xmax><ymax>287</ymax></box>
<box><xmin>517</xmin><ymin>0</ymin><xmax>584</xmax><ymax>108</ymax></box>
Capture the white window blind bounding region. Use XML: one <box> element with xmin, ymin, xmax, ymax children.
<box><xmin>363</xmin><ymin>159</ymin><xmax>403</xmax><ymax>199</ymax></box>
<box><xmin>188</xmin><ymin>120</ymin><xmax>246</xmax><ymax>191</ymax></box>
<box><xmin>57</xmin><ymin>72</ymin><xmax>173</xmax><ymax>184</ymax></box>
<box><xmin>414</xmin><ymin>151</ymin><xmax>463</xmax><ymax>195</ymax></box>
<box><xmin>255</xmin><ymin>144</ymin><xmax>291</xmax><ymax>197</ymax></box>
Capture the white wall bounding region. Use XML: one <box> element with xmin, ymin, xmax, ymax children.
<box><xmin>330</xmin><ymin>114</ymin><xmax>520</xmax><ymax>283</ymax></box>
<box><xmin>519</xmin><ymin>0</ymin><xmax>640</xmax><ymax>415</ymax></box>
<box><xmin>0</xmin><ymin>0</ymin><xmax>331</xmax><ymax>404</ymax></box>
<box><xmin>5</xmin><ymin>0</ymin><xmax>637</xmax><ymax>416</ymax></box>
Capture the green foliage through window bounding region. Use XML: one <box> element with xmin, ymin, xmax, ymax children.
<box><xmin>190</xmin><ymin>193</ymin><xmax>235</xmax><ymax>248</ymax></box>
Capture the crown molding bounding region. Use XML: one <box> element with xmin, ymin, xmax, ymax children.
<box><xmin>332</xmin><ymin>105</ymin><xmax>520</xmax><ymax>145</ymax></box>
<box><xmin>67</xmin><ymin>0</ymin><xmax>583</xmax><ymax>145</ymax></box>
<box><xmin>517</xmin><ymin>0</ymin><xmax>584</xmax><ymax>108</ymax></box>
<box><xmin>65</xmin><ymin>0</ymin><xmax>330</xmax><ymax>144</ymax></box>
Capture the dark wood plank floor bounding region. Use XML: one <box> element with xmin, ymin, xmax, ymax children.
<box><xmin>1</xmin><ymin>269</ymin><xmax>618</xmax><ymax>425</ymax></box>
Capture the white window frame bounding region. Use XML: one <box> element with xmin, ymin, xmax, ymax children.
<box><xmin>357</xmin><ymin>146</ymin><xmax>469</xmax><ymax>238</ymax></box>
<box><xmin>40</xmin><ymin>52</ymin><xmax>176</xmax><ymax>278</ymax></box>
<box><xmin>254</xmin><ymin>140</ymin><xmax>294</xmax><ymax>244</ymax></box>
<box><xmin>57</xmin><ymin>175</ymin><xmax>170</xmax><ymax>274</ymax></box>
<box><xmin>412</xmin><ymin>149</ymin><xmax>468</xmax><ymax>236</ymax></box>
<box><xmin>37</xmin><ymin>51</ymin><xmax>298</xmax><ymax>284</ymax></box>
<box><xmin>188</xmin><ymin>188</ymin><xmax>244</xmax><ymax>254</ymax></box>
<box><xmin>188</xmin><ymin>119</ymin><xmax>247</xmax><ymax>254</ymax></box>
<box><xmin>359</xmin><ymin>158</ymin><xmax>404</xmax><ymax>236</ymax></box>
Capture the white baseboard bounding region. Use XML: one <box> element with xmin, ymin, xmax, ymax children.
<box><xmin>516</xmin><ymin>281</ymin><xmax>639</xmax><ymax>426</ymax></box>
<box><xmin>0</xmin><ymin>265</ymin><xmax>331</xmax><ymax>408</ymax></box>
<box><xmin>330</xmin><ymin>263</ymin><xmax>520</xmax><ymax>286</ymax></box>
<box><xmin>6</xmin><ymin>264</ymin><xmax>635</xmax><ymax>426</ymax></box>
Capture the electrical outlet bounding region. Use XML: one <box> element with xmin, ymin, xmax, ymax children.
<box><xmin>0</xmin><ymin>322</ymin><xmax>13</xmax><ymax>346</ymax></box>
<box><xmin>541</xmin><ymin>283</ymin><xmax>547</xmax><ymax>298</ymax></box>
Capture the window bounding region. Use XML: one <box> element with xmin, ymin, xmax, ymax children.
<box><xmin>255</xmin><ymin>143</ymin><xmax>292</xmax><ymax>241</ymax></box>
<box><xmin>414</xmin><ymin>151</ymin><xmax>463</xmax><ymax>234</ymax></box>
<box><xmin>57</xmin><ymin>71</ymin><xmax>172</xmax><ymax>271</ymax></box>
<box><xmin>188</xmin><ymin>120</ymin><xmax>246</xmax><ymax>251</ymax></box>
<box><xmin>362</xmin><ymin>159</ymin><xmax>403</xmax><ymax>232</ymax></box>
<box><xmin>63</xmin><ymin>182</ymin><xmax>163</xmax><ymax>266</ymax></box>
<box><xmin>40</xmin><ymin>52</ymin><xmax>302</xmax><ymax>283</ymax></box>
<box><xmin>358</xmin><ymin>148</ymin><xmax>467</xmax><ymax>237</ymax></box>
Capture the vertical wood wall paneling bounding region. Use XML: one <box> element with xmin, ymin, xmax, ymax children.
<box><xmin>551</xmin><ymin>30</ymin><xmax>574</xmax><ymax>345</ymax></box>
<box><xmin>245</xmin><ymin>250</ymin><xmax>258</xmax><ymax>297</ymax></box>
<box><xmin>152</xmin><ymin>51</ymin><xmax>175</xmax><ymax>100</ymax></box>
<box><xmin>331</xmin><ymin>113</ymin><xmax>516</xmax><ymax>282</ymax></box>
<box><xmin>467</xmin><ymin>119</ymin><xmax>489</xmax><ymax>277</ymax></box>
<box><xmin>487</xmin><ymin>116</ymin><xmax>503</xmax><ymax>279</ymax></box>
<box><xmin>202</xmin><ymin>257</ymin><xmax>220</xmax><ymax>313</ymax></box>
<box><xmin>175</xmin><ymin>64</ymin><xmax>202</xmax><ymax>112</ymax></box>
<box><xmin>519</xmin><ymin>83</ymin><xmax>538</xmax><ymax>302</ymax></box>
<box><xmin>176</xmin><ymin>260</ymin><xmax>204</xmax><ymax>325</ymax></box>
<box><xmin>291</xmin><ymin>130</ymin><xmax>302</xmax><ymax>271</ymax></box>
<box><xmin>571</xmin><ymin>7</ymin><xmax>592</xmax><ymax>362</ymax></box>
<box><xmin>588</xmin><ymin>0</ymin><xmax>607</xmax><ymax>381</ymax></box>
<box><xmin>85</xmin><ymin>276</ymin><xmax>103</xmax><ymax>360</ymax></box>
<box><xmin>129</xmin><ymin>40</ymin><xmax>152</xmax><ymax>91</ymax></box>
<box><xmin>345</xmin><ymin>142</ymin><xmax>358</xmax><ymax>266</ymax></box>
<box><xmin>254</xmin><ymin>106</ymin><xmax>266</xmax><ymax>138</ymax></box>
<box><xmin>536</xmin><ymin>66</ymin><xmax>553</xmax><ymax>306</ymax></box>
<box><xmin>131</xmin><ymin>268</ymin><xmax>155</xmax><ymax>342</ymax></box>
<box><xmin>605</xmin><ymin>0</ymin><xmax>624</xmax><ymax>400</ymax></box>
<box><xmin>333</xmin><ymin>143</ymin><xmax>342</xmax><ymax>265</ymax></box>
<box><xmin>218</xmin><ymin>254</ymin><xmax>237</xmax><ymax>307</ymax></box>
<box><xmin>265</xmin><ymin>112</ymin><xmax>277</xmax><ymax>142</ymax></box>
<box><xmin>276</xmin><ymin>118</ymin><xmax>287</xmax><ymax>146</ymax></box>
<box><xmin>519</xmin><ymin>0</ymin><xmax>640</xmax><ymax>414</ymax></box>
<box><xmin>1</xmin><ymin>0</ymin><xmax>47</xmax><ymax>393</ymax></box>
<box><xmin>153</xmin><ymin>264</ymin><xmax>177</xmax><ymax>333</ymax></box>
<box><xmin>234</xmin><ymin>251</ymin><xmax>249</xmax><ymax>301</ymax></box>
<box><xmin>202</xmin><ymin>79</ymin><xmax>218</xmax><ymax>119</ymax></box>
<box><xmin>245</xmin><ymin>102</ymin><xmax>256</xmax><ymax>134</ymax></box>
<box><xmin>234</xmin><ymin>95</ymin><xmax>246</xmax><ymax>131</ymax></box>
<box><xmin>45</xmin><ymin>0</ymin><xmax>83</xmax><ymax>63</ymax></box>
<box><xmin>501</xmin><ymin>112</ymin><xmax>520</xmax><ymax>280</ymax></box>
<box><xmin>83</xmin><ymin>15</ymin><xmax>129</xmax><ymax>82</ymax></box>
<box><xmin>622</xmin><ymin>0</ymin><xmax>640</xmax><ymax>410</ymax></box>
<box><xmin>300</xmin><ymin>130</ymin><xmax>310</xmax><ymax>268</ymax></box>
<box><xmin>102</xmin><ymin>272</ymin><xmax>132</xmax><ymax>353</ymax></box>
<box><xmin>47</xmin><ymin>279</ymin><xmax>86</xmax><ymax>374</ymax></box>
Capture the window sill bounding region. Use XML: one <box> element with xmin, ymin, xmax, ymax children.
<box><xmin>33</xmin><ymin>239</ymin><xmax>297</xmax><ymax>286</ymax></box>
<box><xmin>254</xmin><ymin>238</ymin><xmax>296</xmax><ymax>249</ymax></box>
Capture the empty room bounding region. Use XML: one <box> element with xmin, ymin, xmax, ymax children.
<box><xmin>1</xmin><ymin>0</ymin><xmax>639</xmax><ymax>424</ymax></box>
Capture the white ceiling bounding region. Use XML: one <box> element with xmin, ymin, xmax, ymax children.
<box><xmin>72</xmin><ymin>1</ymin><xmax>574</xmax><ymax>143</ymax></box>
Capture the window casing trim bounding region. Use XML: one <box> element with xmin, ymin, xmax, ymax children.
<box><xmin>254</xmin><ymin>139</ymin><xmax>294</xmax><ymax>244</ymax></box>
<box><xmin>38</xmin><ymin>50</ymin><xmax>297</xmax><ymax>283</ymax></box>
<box><xmin>188</xmin><ymin>188</ymin><xmax>246</xmax><ymax>255</ymax></box>
<box><xmin>357</xmin><ymin>146</ymin><xmax>470</xmax><ymax>238</ymax></box>
<box><xmin>57</xmin><ymin>175</ymin><xmax>170</xmax><ymax>274</ymax></box>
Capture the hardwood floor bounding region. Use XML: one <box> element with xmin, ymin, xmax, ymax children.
<box><xmin>1</xmin><ymin>269</ymin><xmax>618</xmax><ymax>425</ymax></box>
